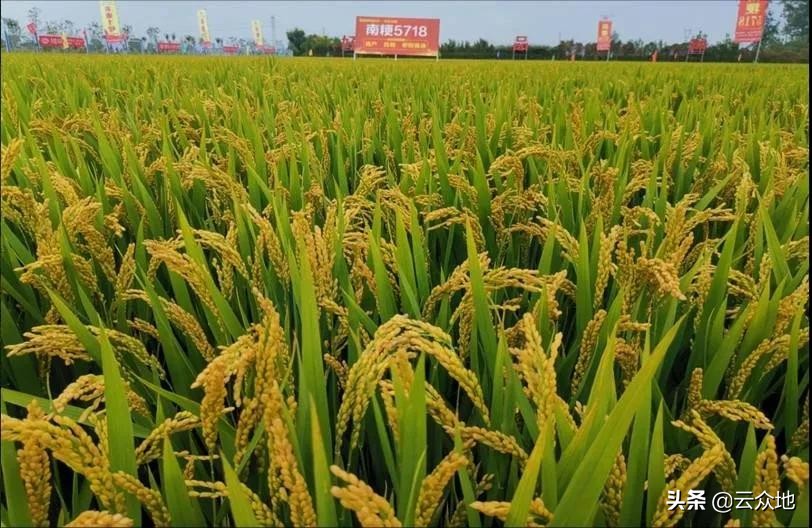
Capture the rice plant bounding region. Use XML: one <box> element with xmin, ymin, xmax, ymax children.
<box><xmin>0</xmin><ymin>54</ymin><xmax>808</xmax><ymax>527</ymax></box>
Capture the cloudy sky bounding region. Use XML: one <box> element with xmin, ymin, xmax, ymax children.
<box><xmin>0</xmin><ymin>1</ymin><xmax>766</xmax><ymax>46</ymax></box>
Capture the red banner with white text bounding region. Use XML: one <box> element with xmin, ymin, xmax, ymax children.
<box><xmin>734</xmin><ymin>0</ymin><xmax>769</xmax><ymax>43</ymax></box>
<box><xmin>157</xmin><ymin>42</ymin><xmax>181</xmax><ymax>53</ymax></box>
<box><xmin>513</xmin><ymin>36</ymin><xmax>528</xmax><ymax>52</ymax></box>
<box><xmin>355</xmin><ymin>16</ymin><xmax>440</xmax><ymax>57</ymax></box>
<box><xmin>38</xmin><ymin>35</ymin><xmax>85</xmax><ymax>49</ymax></box>
<box><xmin>342</xmin><ymin>35</ymin><xmax>355</xmax><ymax>51</ymax></box>
<box><xmin>688</xmin><ymin>38</ymin><xmax>707</xmax><ymax>54</ymax></box>
<box><xmin>597</xmin><ymin>19</ymin><xmax>612</xmax><ymax>52</ymax></box>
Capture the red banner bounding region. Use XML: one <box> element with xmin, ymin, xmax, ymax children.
<box><xmin>734</xmin><ymin>0</ymin><xmax>769</xmax><ymax>43</ymax></box>
<box><xmin>688</xmin><ymin>38</ymin><xmax>707</xmax><ymax>54</ymax></box>
<box><xmin>223</xmin><ymin>45</ymin><xmax>240</xmax><ymax>54</ymax></box>
<box><xmin>342</xmin><ymin>35</ymin><xmax>355</xmax><ymax>51</ymax></box>
<box><xmin>597</xmin><ymin>19</ymin><xmax>612</xmax><ymax>51</ymax></box>
<box><xmin>513</xmin><ymin>35</ymin><xmax>528</xmax><ymax>52</ymax></box>
<box><xmin>38</xmin><ymin>35</ymin><xmax>85</xmax><ymax>49</ymax></box>
<box><xmin>157</xmin><ymin>41</ymin><xmax>181</xmax><ymax>52</ymax></box>
<box><xmin>355</xmin><ymin>16</ymin><xmax>440</xmax><ymax>57</ymax></box>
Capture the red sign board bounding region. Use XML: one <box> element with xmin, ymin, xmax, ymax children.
<box><xmin>688</xmin><ymin>38</ymin><xmax>707</xmax><ymax>54</ymax></box>
<box><xmin>734</xmin><ymin>0</ymin><xmax>768</xmax><ymax>43</ymax></box>
<box><xmin>26</xmin><ymin>22</ymin><xmax>37</xmax><ymax>34</ymax></box>
<box><xmin>342</xmin><ymin>35</ymin><xmax>355</xmax><ymax>51</ymax></box>
<box><xmin>597</xmin><ymin>19</ymin><xmax>612</xmax><ymax>51</ymax></box>
<box><xmin>38</xmin><ymin>35</ymin><xmax>85</xmax><ymax>49</ymax></box>
<box><xmin>513</xmin><ymin>35</ymin><xmax>528</xmax><ymax>52</ymax></box>
<box><xmin>355</xmin><ymin>16</ymin><xmax>440</xmax><ymax>57</ymax></box>
<box><xmin>157</xmin><ymin>42</ymin><xmax>181</xmax><ymax>52</ymax></box>
<box><xmin>223</xmin><ymin>45</ymin><xmax>240</xmax><ymax>54</ymax></box>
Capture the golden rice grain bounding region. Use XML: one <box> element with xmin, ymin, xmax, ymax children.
<box><xmin>752</xmin><ymin>434</ymin><xmax>780</xmax><ymax>527</ymax></box>
<box><xmin>782</xmin><ymin>455</ymin><xmax>809</xmax><ymax>490</ymax></box>
<box><xmin>17</xmin><ymin>402</ymin><xmax>52</xmax><ymax>527</ymax></box>
<box><xmin>571</xmin><ymin>309</ymin><xmax>607</xmax><ymax>397</ymax></box>
<box><xmin>65</xmin><ymin>511</ymin><xmax>133</xmax><ymax>528</ymax></box>
<box><xmin>414</xmin><ymin>452</ymin><xmax>468</xmax><ymax>526</ymax></box>
<box><xmin>600</xmin><ymin>452</ymin><xmax>627</xmax><ymax>527</ymax></box>
<box><xmin>652</xmin><ymin>443</ymin><xmax>725</xmax><ymax>527</ymax></box>
<box><xmin>330</xmin><ymin>465</ymin><xmax>401</xmax><ymax>527</ymax></box>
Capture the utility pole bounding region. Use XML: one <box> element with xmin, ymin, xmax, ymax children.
<box><xmin>270</xmin><ymin>16</ymin><xmax>276</xmax><ymax>51</ymax></box>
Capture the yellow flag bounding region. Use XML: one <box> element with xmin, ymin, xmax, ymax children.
<box><xmin>99</xmin><ymin>0</ymin><xmax>121</xmax><ymax>39</ymax></box>
<box><xmin>251</xmin><ymin>19</ymin><xmax>263</xmax><ymax>47</ymax></box>
<box><xmin>197</xmin><ymin>9</ymin><xmax>211</xmax><ymax>44</ymax></box>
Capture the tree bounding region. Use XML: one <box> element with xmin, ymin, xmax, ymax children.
<box><xmin>86</xmin><ymin>21</ymin><xmax>104</xmax><ymax>51</ymax></box>
<box><xmin>762</xmin><ymin>4</ymin><xmax>783</xmax><ymax>47</ymax></box>
<box><xmin>146</xmin><ymin>26</ymin><xmax>160</xmax><ymax>44</ymax></box>
<box><xmin>781</xmin><ymin>0</ymin><xmax>809</xmax><ymax>42</ymax></box>
<box><xmin>58</xmin><ymin>19</ymin><xmax>76</xmax><ymax>35</ymax></box>
<box><xmin>3</xmin><ymin>17</ymin><xmax>20</xmax><ymax>34</ymax></box>
<box><xmin>27</xmin><ymin>7</ymin><xmax>41</xmax><ymax>28</ymax></box>
<box><xmin>621</xmin><ymin>40</ymin><xmax>638</xmax><ymax>56</ymax></box>
<box><xmin>301</xmin><ymin>34</ymin><xmax>339</xmax><ymax>56</ymax></box>
<box><xmin>287</xmin><ymin>28</ymin><xmax>306</xmax><ymax>55</ymax></box>
<box><xmin>2</xmin><ymin>18</ymin><xmax>22</xmax><ymax>48</ymax></box>
<box><xmin>472</xmin><ymin>38</ymin><xmax>493</xmax><ymax>52</ymax></box>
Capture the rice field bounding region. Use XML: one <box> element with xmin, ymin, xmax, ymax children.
<box><xmin>0</xmin><ymin>54</ymin><xmax>808</xmax><ymax>527</ymax></box>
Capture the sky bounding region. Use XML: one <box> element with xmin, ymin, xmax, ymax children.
<box><xmin>0</xmin><ymin>1</ymin><xmax>769</xmax><ymax>46</ymax></box>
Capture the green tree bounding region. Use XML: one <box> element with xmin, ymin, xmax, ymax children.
<box><xmin>146</xmin><ymin>26</ymin><xmax>160</xmax><ymax>45</ymax></box>
<box><xmin>287</xmin><ymin>28</ymin><xmax>306</xmax><ymax>55</ymax></box>
<box><xmin>86</xmin><ymin>21</ymin><xmax>104</xmax><ymax>51</ymax></box>
<box><xmin>2</xmin><ymin>18</ymin><xmax>22</xmax><ymax>48</ymax></box>
<box><xmin>781</xmin><ymin>0</ymin><xmax>809</xmax><ymax>42</ymax></box>
<box><xmin>762</xmin><ymin>4</ymin><xmax>783</xmax><ymax>47</ymax></box>
<box><xmin>302</xmin><ymin>34</ymin><xmax>340</xmax><ymax>56</ymax></box>
<box><xmin>27</xmin><ymin>7</ymin><xmax>41</xmax><ymax>28</ymax></box>
<box><xmin>472</xmin><ymin>38</ymin><xmax>493</xmax><ymax>52</ymax></box>
<box><xmin>59</xmin><ymin>19</ymin><xmax>76</xmax><ymax>35</ymax></box>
